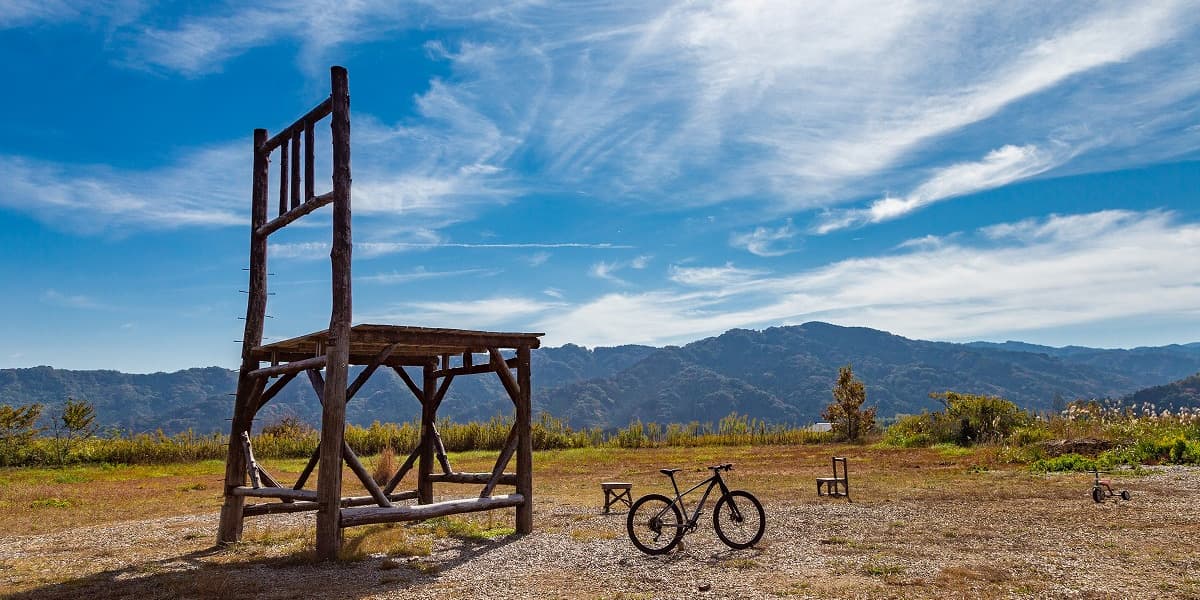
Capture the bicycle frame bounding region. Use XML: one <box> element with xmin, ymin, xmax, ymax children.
<box><xmin>658</xmin><ymin>470</ymin><xmax>734</xmax><ymax>530</ymax></box>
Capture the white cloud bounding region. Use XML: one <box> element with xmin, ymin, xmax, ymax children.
<box><xmin>362</xmin><ymin>296</ymin><xmax>563</xmax><ymax>330</ymax></box>
<box><xmin>589</xmin><ymin>255</ymin><xmax>653</xmax><ymax>284</ymax></box>
<box><xmin>0</xmin><ymin>0</ymin><xmax>108</xmax><ymax>28</ymax></box>
<box><xmin>42</xmin><ymin>289</ymin><xmax>104</xmax><ymax>310</ymax></box>
<box><xmin>730</xmin><ymin>220</ymin><xmax>797</xmax><ymax>256</ymax></box>
<box><xmin>104</xmin><ymin>1</ymin><xmax>1200</xmax><ymax>219</ymax></box>
<box><xmin>357</xmin><ymin>267</ymin><xmax>500</xmax><ymax>284</ymax></box>
<box><xmin>669</xmin><ymin>263</ymin><xmax>767</xmax><ymax>287</ymax></box>
<box><xmin>0</xmin><ymin>147</ymin><xmax>244</xmax><ymax>233</ymax></box>
<box><xmin>538</xmin><ymin>210</ymin><xmax>1200</xmax><ymax>347</ymax></box>
<box><xmin>589</xmin><ymin>261</ymin><xmax>628</xmax><ymax>285</ymax></box>
<box><xmin>126</xmin><ymin>2</ymin><xmax>414</xmax><ymax>76</ymax></box>
<box><xmin>815</xmin><ymin>144</ymin><xmax>1066</xmax><ymax>233</ymax></box>
<box><xmin>527</xmin><ymin>252</ymin><xmax>550</xmax><ymax>267</ymax></box>
<box><xmin>6</xmin><ymin>2</ymin><xmax>1200</xmax><ymax>240</ymax></box>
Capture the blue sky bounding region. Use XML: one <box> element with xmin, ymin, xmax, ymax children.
<box><xmin>1</xmin><ymin>1</ymin><xmax>1199</xmax><ymax>373</ymax></box>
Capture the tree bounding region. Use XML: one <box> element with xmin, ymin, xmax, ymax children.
<box><xmin>50</xmin><ymin>398</ymin><xmax>98</xmax><ymax>466</ymax></box>
<box><xmin>822</xmin><ymin>365</ymin><xmax>876</xmax><ymax>442</ymax></box>
<box><xmin>0</xmin><ymin>403</ymin><xmax>43</xmax><ymax>466</ymax></box>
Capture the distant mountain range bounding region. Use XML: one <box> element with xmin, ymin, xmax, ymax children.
<box><xmin>1</xmin><ymin>322</ymin><xmax>1198</xmax><ymax>434</ymax></box>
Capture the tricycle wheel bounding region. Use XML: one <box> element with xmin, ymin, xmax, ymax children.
<box><xmin>1120</xmin><ymin>490</ymin><xmax>1131</xmax><ymax>501</ymax></box>
<box><xmin>1092</xmin><ymin>487</ymin><xmax>1104</xmax><ymax>503</ymax></box>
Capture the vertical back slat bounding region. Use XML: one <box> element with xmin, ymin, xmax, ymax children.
<box><xmin>305</xmin><ymin>121</ymin><xmax>315</xmax><ymax>201</ymax></box>
<box><xmin>290</xmin><ymin>129</ymin><xmax>301</xmax><ymax>209</ymax></box>
<box><xmin>278</xmin><ymin>142</ymin><xmax>289</xmax><ymax>216</ymax></box>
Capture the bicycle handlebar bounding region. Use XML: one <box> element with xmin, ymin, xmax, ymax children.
<box><xmin>707</xmin><ymin>463</ymin><xmax>733</xmax><ymax>472</ymax></box>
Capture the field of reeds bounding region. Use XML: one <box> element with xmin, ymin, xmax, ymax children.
<box><xmin>2</xmin><ymin>395</ymin><xmax>1198</xmax><ymax>470</ymax></box>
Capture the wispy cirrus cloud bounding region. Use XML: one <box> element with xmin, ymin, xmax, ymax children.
<box><xmin>730</xmin><ymin>220</ymin><xmax>797</xmax><ymax>257</ymax></box>
<box><xmin>669</xmin><ymin>263</ymin><xmax>766</xmax><ymax>287</ymax></box>
<box><xmin>361</xmin><ymin>296</ymin><xmax>563</xmax><ymax>330</ymax></box>
<box><xmin>814</xmin><ymin>144</ymin><xmax>1067</xmax><ymax>233</ymax></box>
<box><xmin>42</xmin><ymin>289</ymin><xmax>106</xmax><ymax>310</ymax></box>
<box><xmin>0</xmin><ymin>147</ymin><xmax>244</xmax><ymax>233</ymax></box>
<box><xmin>7</xmin><ymin>2</ymin><xmax>1200</xmax><ymax>240</ymax></box>
<box><xmin>125</xmin><ymin>1</ymin><xmax>415</xmax><ymax>76</ymax></box>
<box><xmin>536</xmin><ymin>210</ymin><xmax>1200</xmax><ymax>347</ymax></box>
<box><xmin>107</xmin><ymin>2</ymin><xmax>1200</xmax><ymax>220</ymax></box>
<box><xmin>271</xmin><ymin>239</ymin><xmax>631</xmax><ymax>260</ymax></box>
<box><xmin>589</xmin><ymin>255</ymin><xmax>652</xmax><ymax>285</ymax></box>
<box><xmin>357</xmin><ymin>267</ymin><xmax>501</xmax><ymax>284</ymax></box>
<box><xmin>0</xmin><ymin>0</ymin><xmax>91</xmax><ymax>28</ymax></box>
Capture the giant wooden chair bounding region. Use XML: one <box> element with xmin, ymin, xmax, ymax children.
<box><xmin>216</xmin><ymin>66</ymin><xmax>542</xmax><ymax>560</ymax></box>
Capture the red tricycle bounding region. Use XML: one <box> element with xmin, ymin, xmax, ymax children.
<box><xmin>1091</xmin><ymin>467</ymin><xmax>1131</xmax><ymax>503</ymax></box>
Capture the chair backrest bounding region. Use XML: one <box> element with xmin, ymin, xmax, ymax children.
<box><xmin>832</xmin><ymin>456</ymin><xmax>848</xmax><ymax>480</ymax></box>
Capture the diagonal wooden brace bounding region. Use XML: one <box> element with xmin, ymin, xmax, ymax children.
<box><xmin>480</xmin><ymin>423</ymin><xmax>519</xmax><ymax>498</ymax></box>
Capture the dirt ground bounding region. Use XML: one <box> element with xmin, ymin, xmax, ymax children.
<box><xmin>2</xmin><ymin>447</ymin><xmax>1198</xmax><ymax>599</ymax></box>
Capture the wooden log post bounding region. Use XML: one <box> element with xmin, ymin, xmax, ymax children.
<box><xmin>418</xmin><ymin>363</ymin><xmax>436</xmax><ymax>504</ymax></box>
<box><xmin>316</xmin><ymin>65</ymin><xmax>352</xmax><ymax>562</ymax></box>
<box><xmin>515</xmin><ymin>344</ymin><xmax>533</xmax><ymax>533</ymax></box>
<box><xmin>217</xmin><ymin>127</ymin><xmax>270</xmax><ymax>545</ymax></box>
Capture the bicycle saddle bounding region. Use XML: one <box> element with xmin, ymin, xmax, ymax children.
<box><xmin>659</xmin><ymin>468</ymin><xmax>682</xmax><ymax>476</ymax></box>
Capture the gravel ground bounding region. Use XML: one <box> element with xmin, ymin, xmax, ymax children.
<box><xmin>3</xmin><ymin>466</ymin><xmax>1199</xmax><ymax>599</ymax></box>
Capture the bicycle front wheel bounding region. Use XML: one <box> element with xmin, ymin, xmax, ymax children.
<box><xmin>713</xmin><ymin>490</ymin><xmax>765</xmax><ymax>550</ymax></box>
<box><xmin>627</xmin><ymin>493</ymin><xmax>684</xmax><ymax>555</ymax></box>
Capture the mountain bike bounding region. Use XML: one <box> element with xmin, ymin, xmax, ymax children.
<box><xmin>626</xmin><ymin>463</ymin><xmax>765</xmax><ymax>555</ymax></box>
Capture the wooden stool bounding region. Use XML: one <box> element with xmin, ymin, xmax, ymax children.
<box><xmin>601</xmin><ymin>482</ymin><xmax>633</xmax><ymax>513</ymax></box>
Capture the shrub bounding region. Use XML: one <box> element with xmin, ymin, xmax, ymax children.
<box><xmin>823</xmin><ymin>365</ymin><xmax>876</xmax><ymax>442</ymax></box>
<box><xmin>1031</xmin><ymin>453</ymin><xmax>1096</xmax><ymax>473</ymax></box>
<box><xmin>0</xmin><ymin>403</ymin><xmax>43</xmax><ymax>466</ymax></box>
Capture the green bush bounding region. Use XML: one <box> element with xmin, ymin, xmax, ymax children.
<box><xmin>1031</xmin><ymin>453</ymin><xmax>1096</xmax><ymax>472</ymax></box>
<box><xmin>883</xmin><ymin>393</ymin><xmax>1035</xmax><ymax>448</ymax></box>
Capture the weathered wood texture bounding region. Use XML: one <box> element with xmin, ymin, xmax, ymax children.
<box><xmin>316</xmin><ymin>65</ymin><xmax>352</xmax><ymax>561</ymax></box>
<box><xmin>263</xmin><ymin>97</ymin><xmax>332</xmax><ymax>152</ymax></box>
<box><xmin>342</xmin><ymin>440</ymin><xmax>392</xmax><ymax>508</ymax></box>
<box><xmin>217</xmin><ymin>126</ymin><xmax>270</xmax><ymax>545</ymax></box>
<box><xmin>254</xmin><ymin>372</ymin><xmax>297</xmax><ymax>413</ymax></box>
<box><xmin>278</xmin><ymin>137</ymin><xmax>289</xmax><ymax>216</ymax></box>
<box><xmin>221</xmin><ymin>65</ymin><xmax>544</xmax><ymax>559</ymax></box>
<box><xmin>244</xmin><ymin>491</ymin><xmax>418</xmax><ymax>517</ymax></box>
<box><xmin>248</xmin><ymin>356</ymin><xmax>326</xmax><ymax>379</ymax></box>
<box><xmin>290</xmin><ymin>129</ymin><xmax>301</xmax><ymax>210</ymax></box>
<box><xmin>252</xmin><ymin>325</ymin><xmax>543</xmax><ymax>364</ymax></box>
<box><xmin>515</xmin><ymin>344</ymin><xmax>533</xmax><ymax>533</ymax></box>
<box><xmin>258</xmin><ymin>191</ymin><xmax>334</xmax><ymax>237</ymax></box>
<box><xmin>480</xmin><ymin>424</ymin><xmax>519</xmax><ymax>498</ymax></box>
<box><xmin>233</xmin><ymin>486</ymin><xmax>318</xmax><ymax>501</ymax></box>
<box><xmin>383</xmin><ymin>438</ymin><xmax>422</xmax><ymax>495</ymax></box>
<box><xmin>432</xmin><ymin>472</ymin><xmax>517</xmax><ymax>485</ymax></box>
<box><xmin>340</xmin><ymin>494</ymin><xmax>525</xmax><ymax>527</ymax></box>
<box><xmin>418</xmin><ymin>364</ymin><xmax>435</xmax><ymax>505</ymax></box>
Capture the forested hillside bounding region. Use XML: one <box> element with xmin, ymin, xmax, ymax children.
<box><xmin>3</xmin><ymin>323</ymin><xmax>1197</xmax><ymax>433</ymax></box>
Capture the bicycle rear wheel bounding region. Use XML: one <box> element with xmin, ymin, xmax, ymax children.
<box><xmin>712</xmin><ymin>490</ymin><xmax>765</xmax><ymax>550</ymax></box>
<box><xmin>627</xmin><ymin>494</ymin><xmax>684</xmax><ymax>555</ymax></box>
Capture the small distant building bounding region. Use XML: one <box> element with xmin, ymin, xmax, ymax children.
<box><xmin>809</xmin><ymin>422</ymin><xmax>833</xmax><ymax>432</ymax></box>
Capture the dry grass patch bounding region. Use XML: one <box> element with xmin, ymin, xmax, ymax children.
<box><xmin>341</xmin><ymin>524</ymin><xmax>432</xmax><ymax>560</ymax></box>
<box><xmin>937</xmin><ymin>563</ymin><xmax>1012</xmax><ymax>584</ymax></box>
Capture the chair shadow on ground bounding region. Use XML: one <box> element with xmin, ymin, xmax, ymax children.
<box><xmin>6</xmin><ymin>533</ymin><xmax>521</xmax><ymax>600</ymax></box>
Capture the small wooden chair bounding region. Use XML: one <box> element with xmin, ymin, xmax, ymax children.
<box><xmin>816</xmin><ymin>457</ymin><xmax>850</xmax><ymax>501</ymax></box>
<box><xmin>601</xmin><ymin>482</ymin><xmax>633</xmax><ymax>513</ymax></box>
